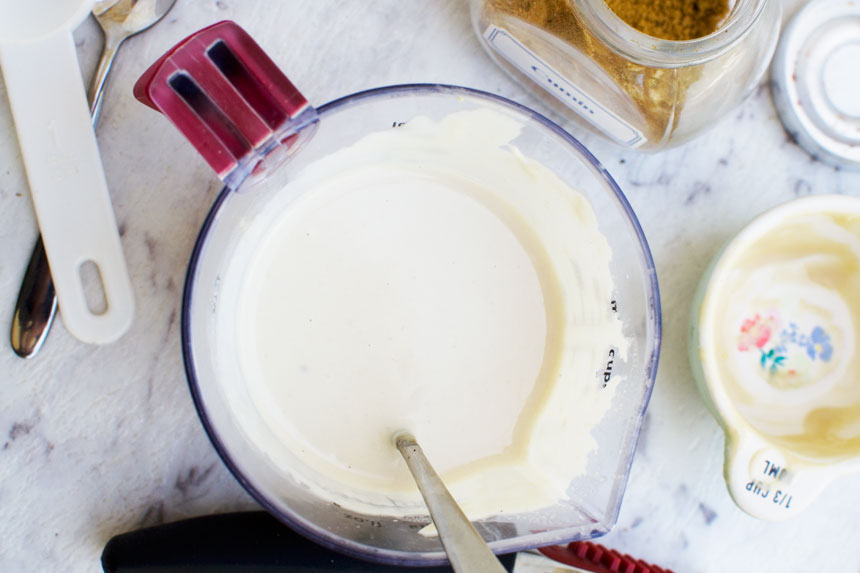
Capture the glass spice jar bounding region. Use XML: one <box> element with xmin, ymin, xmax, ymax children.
<box><xmin>470</xmin><ymin>0</ymin><xmax>781</xmax><ymax>150</ymax></box>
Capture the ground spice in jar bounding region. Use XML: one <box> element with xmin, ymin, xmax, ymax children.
<box><xmin>483</xmin><ymin>0</ymin><xmax>730</xmax><ymax>144</ymax></box>
<box><xmin>605</xmin><ymin>0</ymin><xmax>730</xmax><ymax>41</ymax></box>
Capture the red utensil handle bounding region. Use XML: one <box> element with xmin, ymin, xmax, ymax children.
<box><xmin>540</xmin><ymin>540</ymin><xmax>674</xmax><ymax>573</ymax></box>
<box><xmin>133</xmin><ymin>20</ymin><xmax>317</xmax><ymax>187</ymax></box>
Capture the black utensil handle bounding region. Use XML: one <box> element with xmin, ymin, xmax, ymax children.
<box><xmin>101</xmin><ymin>511</ymin><xmax>517</xmax><ymax>572</ymax></box>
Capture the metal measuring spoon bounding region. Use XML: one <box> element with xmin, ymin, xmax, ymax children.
<box><xmin>10</xmin><ymin>0</ymin><xmax>177</xmax><ymax>358</ymax></box>
<box><xmin>395</xmin><ymin>433</ymin><xmax>508</xmax><ymax>573</ymax></box>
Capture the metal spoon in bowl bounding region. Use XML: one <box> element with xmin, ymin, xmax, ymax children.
<box><xmin>10</xmin><ymin>0</ymin><xmax>178</xmax><ymax>358</ymax></box>
<box><xmin>395</xmin><ymin>433</ymin><xmax>508</xmax><ymax>573</ymax></box>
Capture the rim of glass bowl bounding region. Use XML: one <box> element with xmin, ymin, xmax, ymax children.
<box><xmin>180</xmin><ymin>83</ymin><xmax>662</xmax><ymax>566</ymax></box>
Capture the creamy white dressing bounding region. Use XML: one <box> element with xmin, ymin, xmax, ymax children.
<box><xmin>229</xmin><ymin>109</ymin><xmax>626</xmax><ymax>519</ymax></box>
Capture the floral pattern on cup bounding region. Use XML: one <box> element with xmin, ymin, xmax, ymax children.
<box><xmin>737</xmin><ymin>312</ymin><xmax>833</xmax><ymax>376</ymax></box>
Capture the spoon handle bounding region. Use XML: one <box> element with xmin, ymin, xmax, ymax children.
<box><xmin>88</xmin><ymin>34</ymin><xmax>124</xmax><ymax>124</ymax></box>
<box><xmin>396</xmin><ymin>434</ymin><xmax>507</xmax><ymax>573</ymax></box>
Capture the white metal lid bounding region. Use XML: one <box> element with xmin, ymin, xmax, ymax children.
<box><xmin>771</xmin><ymin>0</ymin><xmax>860</xmax><ymax>167</ymax></box>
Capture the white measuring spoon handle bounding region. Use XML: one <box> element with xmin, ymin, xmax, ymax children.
<box><xmin>0</xmin><ymin>29</ymin><xmax>134</xmax><ymax>345</ymax></box>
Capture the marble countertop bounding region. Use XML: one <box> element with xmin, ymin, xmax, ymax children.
<box><xmin>2</xmin><ymin>1</ymin><xmax>858</xmax><ymax>571</ymax></box>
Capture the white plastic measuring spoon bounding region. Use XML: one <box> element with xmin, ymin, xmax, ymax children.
<box><xmin>0</xmin><ymin>0</ymin><xmax>135</xmax><ymax>344</ymax></box>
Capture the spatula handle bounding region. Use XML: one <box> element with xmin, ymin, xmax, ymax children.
<box><xmin>101</xmin><ymin>511</ymin><xmax>519</xmax><ymax>572</ymax></box>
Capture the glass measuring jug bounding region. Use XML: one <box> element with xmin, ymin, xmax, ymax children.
<box><xmin>134</xmin><ymin>21</ymin><xmax>662</xmax><ymax>565</ymax></box>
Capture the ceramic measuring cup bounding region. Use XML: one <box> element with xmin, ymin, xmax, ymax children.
<box><xmin>690</xmin><ymin>195</ymin><xmax>860</xmax><ymax>520</ymax></box>
<box><xmin>0</xmin><ymin>0</ymin><xmax>134</xmax><ymax>344</ymax></box>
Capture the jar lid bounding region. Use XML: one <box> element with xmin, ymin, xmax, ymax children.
<box><xmin>771</xmin><ymin>0</ymin><xmax>860</xmax><ymax>168</ymax></box>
